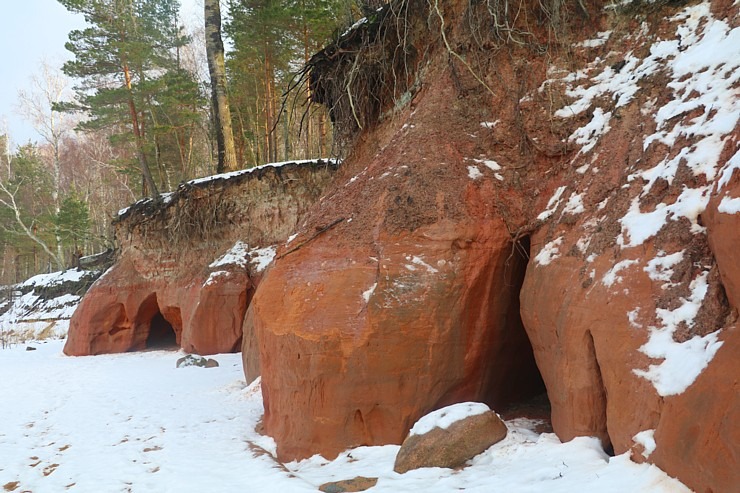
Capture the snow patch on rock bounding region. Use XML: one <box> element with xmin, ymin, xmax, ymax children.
<box><xmin>537</xmin><ymin>186</ymin><xmax>567</xmax><ymax>220</ymax></box>
<box><xmin>471</xmin><ymin>158</ymin><xmax>502</xmax><ymax>171</ymax></box>
<box><xmin>717</xmin><ymin>149</ymin><xmax>740</xmax><ymax>191</ymax></box>
<box><xmin>633</xmin><ymin>429</ymin><xmax>656</xmax><ymax>459</ymax></box>
<box><xmin>407</xmin><ymin>256</ymin><xmax>439</xmax><ymax>274</ymax></box>
<box><xmin>575</xmin><ymin>30</ymin><xmax>612</xmax><ymax>48</ymax></box>
<box><xmin>21</xmin><ymin>269</ymin><xmax>88</xmax><ymax>290</ymax></box>
<box><xmin>569</xmin><ymin>108</ymin><xmax>612</xmax><ymax>154</ymax></box>
<box><xmin>534</xmin><ymin>237</ymin><xmax>563</xmax><ymax>266</ymax></box>
<box><xmin>633</xmin><ymin>270</ymin><xmax>724</xmax><ymax>396</ymax></box>
<box><xmin>617</xmin><ymin>187</ymin><xmax>708</xmax><ymax>248</ymax></box>
<box><xmin>718</xmin><ymin>196</ymin><xmax>740</xmax><ymax>214</ymax></box>
<box><xmin>467</xmin><ymin>166</ymin><xmax>484</xmax><ymax>180</ymax></box>
<box><xmin>410</xmin><ymin>402</ymin><xmax>491</xmax><ymax>437</ymax></box>
<box><xmin>211</xmin><ymin>241</ymin><xmax>250</xmax><ymax>269</ymax></box>
<box><xmin>602</xmin><ymin>259</ymin><xmax>639</xmax><ymax>288</ymax></box>
<box><xmin>362</xmin><ymin>283</ymin><xmax>377</xmax><ymax>303</ymax></box>
<box><xmin>562</xmin><ymin>193</ymin><xmax>585</xmax><ymax>216</ymax></box>
<box><xmin>644</xmin><ymin>251</ymin><xmax>683</xmax><ymax>285</ymax></box>
<box><xmin>249</xmin><ymin>246</ymin><xmax>277</xmax><ymax>273</ymax></box>
<box><xmin>210</xmin><ymin>241</ymin><xmax>276</xmax><ymax>273</ymax></box>
<box><xmin>204</xmin><ymin>271</ymin><xmax>231</xmax><ymax>287</ymax></box>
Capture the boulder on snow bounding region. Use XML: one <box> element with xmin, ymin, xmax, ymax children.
<box><xmin>176</xmin><ymin>355</ymin><xmax>219</xmax><ymax>368</ymax></box>
<box><xmin>393</xmin><ymin>403</ymin><xmax>507</xmax><ymax>473</ymax></box>
<box><xmin>318</xmin><ymin>477</ymin><xmax>378</xmax><ymax>493</ymax></box>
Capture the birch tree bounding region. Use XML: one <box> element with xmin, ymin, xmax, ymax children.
<box><xmin>16</xmin><ymin>60</ymin><xmax>76</xmax><ymax>262</ymax></box>
<box><xmin>0</xmin><ymin>145</ymin><xmax>65</xmax><ymax>270</ymax></box>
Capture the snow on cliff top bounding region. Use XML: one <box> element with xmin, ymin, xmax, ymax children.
<box><xmin>0</xmin><ymin>341</ymin><xmax>692</xmax><ymax>492</ymax></box>
<box><xmin>118</xmin><ymin>158</ymin><xmax>338</xmax><ymax>217</ymax></box>
<box><xmin>187</xmin><ymin>158</ymin><xmax>338</xmax><ymax>186</ymax></box>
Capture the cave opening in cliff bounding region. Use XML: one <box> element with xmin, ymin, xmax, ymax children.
<box><xmin>144</xmin><ymin>309</ymin><xmax>178</xmax><ymax>350</ymax></box>
<box><xmin>489</xmin><ymin>235</ymin><xmax>550</xmax><ymax>425</ymax></box>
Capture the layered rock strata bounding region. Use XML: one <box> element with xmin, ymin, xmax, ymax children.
<box><xmin>64</xmin><ymin>160</ymin><xmax>339</xmax><ymax>356</ymax></box>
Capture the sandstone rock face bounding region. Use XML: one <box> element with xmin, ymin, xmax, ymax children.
<box><xmin>64</xmin><ymin>161</ymin><xmax>338</xmax><ymax>356</ymax></box>
<box><xmin>245</xmin><ymin>70</ymin><xmax>549</xmax><ymax>457</ymax></box>
<box><xmin>60</xmin><ymin>0</ymin><xmax>736</xmax><ymax>490</ymax></box>
<box><xmin>515</xmin><ymin>4</ymin><xmax>740</xmax><ymax>492</ymax></box>
<box><xmin>393</xmin><ymin>403</ymin><xmax>507</xmax><ymax>473</ymax></box>
<box><xmin>248</xmin><ymin>214</ymin><xmax>541</xmax><ymax>461</ymax></box>
<box><xmin>244</xmin><ymin>1</ymin><xmax>739</xmax><ymax>492</ymax></box>
<box><xmin>705</xmin><ymin>167</ymin><xmax>740</xmax><ymax>311</ymax></box>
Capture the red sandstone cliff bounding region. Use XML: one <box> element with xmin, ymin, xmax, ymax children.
<box><xmin>64</xmin><ymin>160</ymin><xmax>339</xmax><ymax>356</ymax></box>
<box><xmin>243</xmin><ymin>1</ymin><xmax>739</xmax><ymax>492</ymax></box>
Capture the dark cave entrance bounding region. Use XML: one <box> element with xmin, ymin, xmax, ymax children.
<box><xmin>487</xmin><ymin>235</ymin><xmax>551</xmax><ymax>427</ymax></box>
<box><xmin>145</xmin><ymin>310</ymin><xmax>178</xmax><ymax>349</ymax></box>
<box><xmin>133</xmin><ymin>293</ymin><xmax>180</xmax><ymax>351</ymax></box>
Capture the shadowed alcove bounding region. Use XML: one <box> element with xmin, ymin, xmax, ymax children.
<box><xmin>146</xmin><ymin>311</ymin><xmax>178</xmax><ymax>349</ymax></box>
<box><xmin>487</xmin><ymin>235</ymin><xmax>550</xmax><ymax>426</ymax></box>
<box><xmin>133</xmin><ymin>293</ymin><xmax>180</xmax><ymax>351</ymax></box>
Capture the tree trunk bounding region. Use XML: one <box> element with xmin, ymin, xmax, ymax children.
<box><xmin>122</xmin><ymin>62</ymin><xmax>159</xmax><ymax>198</ymax></box>
<box><xmin>302</xmin><ymin>9</ymin><xmax>312</xmax><ymax>159</ymax></box>
<box><xmin>319</xmin><ymin>110</ymin><xmax>328</xmax><ymax>157</ymax></box>
<box><xmin>52</xmin><ymin>139</ymin><xmax>64</xmax><ymax>263</ymax></box>
<box><xmin>264</xmin><ymin>51</ymin><xmax>274</xmax><ymax>163</ymax></box>
<box><xmin>205</xmin><ymin>0</ymin><xmax>238</xmax><ymax>173</ymax></box>
<box><xmin>268</xmin><ymin>62</ymin><xmax>278</xmax><ymax>162</ymax></box>
<box><xmin>283</xmin><ymin>107</ymin><xmax>290</xmax><ymax>160</ymax></box>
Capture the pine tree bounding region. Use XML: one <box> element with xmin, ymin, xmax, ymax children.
<box><xmin>55</xmin><ymin>191</ymin><xmax>91</xmax><ymax>258</ymax></box>
<box><xmin>58</xmin><ymin>0</ymin><xmax>194</xmax><ymax>197</ymax></box>
<box><xmin>225</xmin><ymin>0</ymin><xmax>345</xmax><ymax>163</ymax></box>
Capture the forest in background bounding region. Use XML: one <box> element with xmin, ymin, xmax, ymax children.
<box><xmin>0</xmin><ymin>0</ymin><xmax>359</xmax><ymax>284</ymax></box>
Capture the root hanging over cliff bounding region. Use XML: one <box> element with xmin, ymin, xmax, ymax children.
<box><xmin>290</xmin><ymin>0</ymin><xmax>603</xmax><ymax>152</ymax></box>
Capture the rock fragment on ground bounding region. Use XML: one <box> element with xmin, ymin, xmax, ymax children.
<box><xmin>393</xmin><ymin>402</ymin><xmax>507</xmax><ymax>473</ymax></box>
<box><xmin>176</xmin><ymin>355</ymin><xmax>219</xmax><ymax>368</ymax></box>
<box><xmin>318</xmin><ymin>476</ymin><xmax>378</xmax><ymax>492</ymax></box>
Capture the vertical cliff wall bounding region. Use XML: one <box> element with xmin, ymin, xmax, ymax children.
<box><xmin>243</xmin><ymin>1</ymin><xmax>739</xmax><ymax>492</ymax></box>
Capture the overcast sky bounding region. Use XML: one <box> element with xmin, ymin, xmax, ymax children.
<box><xmin>0</xmin><ymin>0</ymin><xmax>203</xmax><ymax>148</ymax></box>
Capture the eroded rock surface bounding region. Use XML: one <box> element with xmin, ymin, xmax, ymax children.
<box><xmin>64</xmin><ymin>161</ymin><xmax>339</xmax><ymax>356</ymax></box>
<box><xmin>244</xmin><ymin>1</ymin><xmax>739</xmax><ymax>492</ymax></box>
<box><xmin>247</xmin><ymin>211</ymin><xmax>541</xmax><ymax>461</ymax></box>
<box><xmin>245</xmin><ymin>66</ymin><xmax>549</xmax><ymax>457</ymax></box>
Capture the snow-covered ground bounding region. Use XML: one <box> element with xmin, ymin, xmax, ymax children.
<box><xmin>0</xmin><ymin>341</ymin><xmax>691</xmax><ymax>492</ymax></box>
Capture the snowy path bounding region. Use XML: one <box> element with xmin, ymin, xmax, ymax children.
<box><xmin>0</xmin><ymin>341</ymin><xmax>690</xmax><ymax>492</ymax></box>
